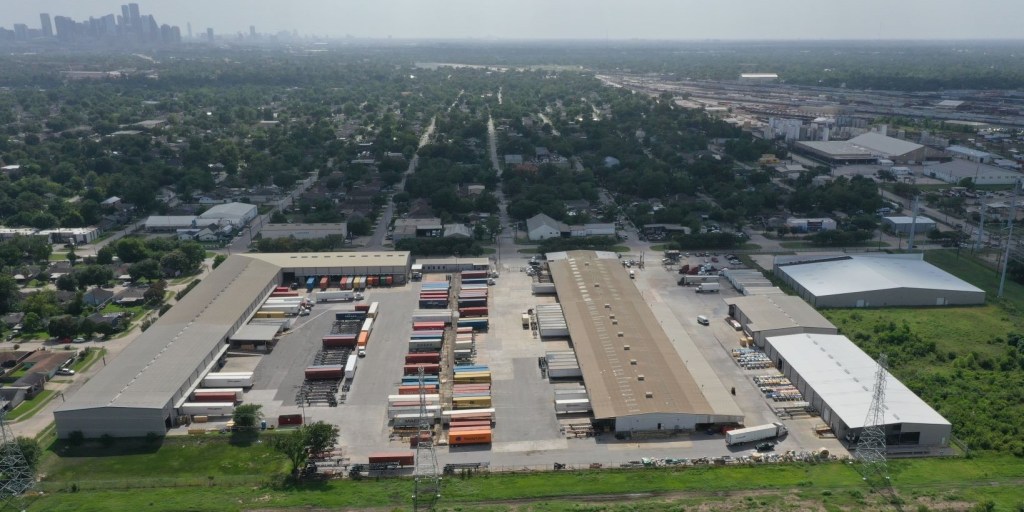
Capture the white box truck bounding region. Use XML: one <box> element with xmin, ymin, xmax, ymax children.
<box><xmin>696</xmin><ymin>282</ymin><xmax>721</xmax><ymax>293</ymax></box>
<box><xmin>725</xmin><ymin>422</ymin><xmax>787</xmax><ymax>446</ymax></box>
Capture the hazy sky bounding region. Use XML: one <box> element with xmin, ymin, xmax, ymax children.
<box><xmin>3</xmin><ymin>0</ymin><xmax>1022</xmax><ymax>40</ymax></box>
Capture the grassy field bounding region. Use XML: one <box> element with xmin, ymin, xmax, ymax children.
<box><xmin>925</xmin><ymin>249</ymin><xmax>1024</xmax><ymax>307</ymax></box>
<box><xmin>7</xmin><ymin>390</ymin><xmax>56</xmax><ymax>421</ymax></box>
<box><xmin>23</xmin><ymin>442</ymin><xmax>1024</xmax><ymax>511</ymax></box>
<box><xmin>823</xmin><ymin>248</ymin><xmax>1024</xmax><ymax>455</ymax></box>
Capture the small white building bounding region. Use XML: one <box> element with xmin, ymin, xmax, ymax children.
<box><xmin>39</xmin><ymin>227</ymin><xmax>100</xmax><ymax>244</ymax></box>
<box><xmin>882</xmin><ymin>216</ymin><xmax>936</xmax><ymax>235</ymax></box>
<box><xmin>785</xmin><ymin>217</ymin><xmax>837</xmax><ymax>233</ymax></box>
<box><xmin>526</xmin><ymin>213</ymin><xmax>566</xmax><ymax>241</ymax></box>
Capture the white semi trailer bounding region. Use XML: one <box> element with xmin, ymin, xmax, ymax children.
<box><xmin>725</xmin><ymin>422</ymin><xmax>787</xmax><ymax>445</ymax></box>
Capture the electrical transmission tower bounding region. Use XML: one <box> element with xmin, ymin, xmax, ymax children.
<box><xmin>856</xmin><ymin>353</ymin><xmax>890</xmax><ymax>485</ymax></box>
<box><xmin>0</xmin><ymin>409</ymin><xmax>34</xmax><ymax>501</ymax></box>
<box><xmin>412</xmin><ymin>367</ymin><xmax>440</xmax><ymax>510</ymax></box>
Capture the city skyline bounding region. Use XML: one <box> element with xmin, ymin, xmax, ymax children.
<box><xmin>1</xmin><ymin>0</ymin><xmax>1023</xmax><ymax>41</ymax></box>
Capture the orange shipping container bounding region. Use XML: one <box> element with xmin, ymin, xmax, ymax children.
<box><xmin>357</xmin><ymin>332</ymin><xmax>369</xmax><ymax>346</ymax></box>
<box><xmin>448</xmin><ymin>429</ymin><xmax>492</xmax><ymax>446</ymax></box>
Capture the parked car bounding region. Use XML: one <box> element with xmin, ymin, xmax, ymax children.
<box><xmin>755</xmin><ymin>442</ymin><xmax>776</xmax><ymax>452</ymax></box>
<box><xmin>57</xmin><ymin>368</ymin><xmax>75</xmax><ymax>376</ymax></box>
<box><xmin>72</xmin><ymin>337</ymin><xmax>87</xmax><ymax>344</ymax></box>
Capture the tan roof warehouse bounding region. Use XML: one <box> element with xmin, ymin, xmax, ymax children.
<box><xmin>548</xmin><ymin>251</ymin><xmax>742</xmax><ymax>432</ymax></box>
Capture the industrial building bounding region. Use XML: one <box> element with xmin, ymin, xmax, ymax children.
<box><xmin>260</xmin><ymin>223</ymin><xmax>347</xmax><ymax>240</ymax></box>
<box><xmin>145</xmin><ymin>216</ymin><xmax>203</xmax><ymax>232</ymax></box>
<box><xmin>763</xmin><ymin>333</ymin><xmax>952</xmax><ymax>449</ymax></box>
<box><xmin>774</xmin><ymin>254</ymin><xmax>985</xmax><ymax>308</ymax></box>
<box><xmin>412</xmin><ymin>257</ymin><xmax>490</xmax><ymax>274</ymax></box>
<box><xmin>795</xmin><ymin>132</ymin><xmax>926</xmax><ymax>164</ymax></box>
<box><xmin>54</xmin><ymin>251</ymin><xmax>410</xmax><ymax>438</ymax></box>
<box><xmin>723</xmin><ymin>295</ymin><xmax>838</xmax><ymax>347</ymax></box>
<box><xmin>198</xmin><ymin>202</ymin><xmax>258</xmax><ymax>227</ymax></box>
<box><xmin>882</xmin><ymin>215</ymin><xmax>937</xmax><ymax>235</ymax></box>
<box><xmin>925</xmin><ymin>159</ymin><xmax>1023</xmax><ymax>186</ymax></box>
<box><xmin>548</xmin><ymin>251</ymin><xmax>743</xmax><ymax>433</ymax></box>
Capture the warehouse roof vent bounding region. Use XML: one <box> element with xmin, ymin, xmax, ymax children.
<box><xmin>645</xmin><ymin>391</ymin><xmax>654</xmax><ymax>398</ymax></box>
<box><xmin>637</xmin><ymin>374</ymin><xmax>645</xmax><ymax>381</ymax></box>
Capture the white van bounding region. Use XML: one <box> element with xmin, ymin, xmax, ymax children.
<box><xmin>697</xmin><ymin>315</ymin><xmax>710</xmax><ymax>326</ymax></box>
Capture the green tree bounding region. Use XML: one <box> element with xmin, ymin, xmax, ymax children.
<box><xmin>115</xmin><ymin>238</ymin><xmax>149</xmax><ymax>263</ymax></box>
<box><xmin>212</xmin><ymin>254</ymin><xmax>227</xmax><ymax>269</ymax></box>
<box><xmin>55</xmin><ymin>274</ymin><xmax>79</xmax><ymax>292</ymax></box>
<box><xmin>16</xmin><ymin>437</ymin><xmax>41</xmax><ymax>470</ymax></box>
<box><xmin>271</xmin><ymin>421</ymin><xmax>339</xmax><ymax>475</ymax></box>
<box><xmin>232</xmin><ymin>403</ymin><xmax>263</xmax><ymax>431</ymax></box>
<box><xmin>47</xmin><ymin>315</ymin><xmax>80</xmax><ymax>339</ymax></box>
<box><xmin>271</xmin><ymin>428</ymin><xmax>307</xmax><ymax>475</ymax></box>
<box><xmin>128</xmin><ymin>259</ymin><xmax>161</xmax><ymax>281</ymax></box>
<box><xmin>75</xmin><ymin>265</ymin><xmax>114</xmax><ymax>288</ymax></box>
<box><xmin>159</xmin><ymin>251</ymin><xmax>191</xmax><ymax>277</ymax></box>
<box><xmin>0</xmin><ymin>275</ymin><xmax>20</xmax><ymax>314</ymax></box>
<box><xmin>95</xmin><ymin>246</ymin><xmax>114</xmax><ymax>265</ymax></box>
<box><xmin>66</xmin><ymin>247</ymin><xmax>78</xmax><ymax>266</ymax></box>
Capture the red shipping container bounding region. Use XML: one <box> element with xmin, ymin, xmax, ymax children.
<box><xmin>403</xmin><ymin>363</ymin><xmax>440</xmax><ymax>376</ymax></box>
<box><xmin>459</xmin><ymin>307</ymin><xmax>488</xmax><ymax>317</ymax></box>
<box><xmin>305</xmin><ymin>365</ymin><xmax>343</xmax><ymax>380</ymax></box>
<box><xmin>192</xmin><ymin>392</ymin><xmax>238</xmax><ymax>402</ymax></box>
<box><xmin>278</xmin><ymin>414</ymin><xmax>303</xmax><ymax>426</ymax></box>
<box><xmin>398</xmin><ymin>385</ymin><xmax>437</xmax><ymax>395</ymax></box>
<box><xmin>274</xmin><ymin>286</ymin><xmax>290</xmax><ymax>293</ymax></box>
<box><xmin>368</xmin><ymin>451</ymin><xmax>414</xmax><ymax>466</ymax></box>
<box><xmin>405</xmin><ymin>352</ymin><xmax>441</xmax><ymax>364</ymax></box>
<box><xmin>322</xmin><ymin>336</ymin><xmax>357</xmax><ymax>348</ymax></box>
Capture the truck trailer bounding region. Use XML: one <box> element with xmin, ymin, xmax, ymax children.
<box><xmin>696</xmin><ymin>282</ymin><xmax>721</xmax><ymax>293</ymax></box>
<box><xmin>313</xmin><ymin>290</ymin><xmax>363</xmax><ymax>303</ymax></box>
<box><xmin>725</xmin><ymin>422</ymin><xmax>788</xmax><ymax>446</ymax></box>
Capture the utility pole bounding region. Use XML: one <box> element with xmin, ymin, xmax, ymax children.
<box><xmin>857</xmin><ymin>354</ymin><xmax>890</xmax><ymax>486</ymax></box>
<box><xmin>412</xmin><ymin>367</ymin><xmax>440</xmax><ymax>510</ymax></box>
<box><xmin>998</xmin><ymin>180</ymin><xmax>1021</xmax><ymax>298</ymax></box>
<box><xmin>0</xmin><ymin>409</ymin><xmax>33</xmax><ymax>502</ymax></box>
<box><xmin>907</xmin><ymin>195</ymin><xmax>920</xmax><ymax>250</ymax></box>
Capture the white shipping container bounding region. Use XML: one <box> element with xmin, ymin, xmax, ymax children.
<box><xmin>314</xmin><ymin>290</ymin><xmax>359</xmax><ymax>303</ymax></box>
<box><xmin>202</xmin><ymin>375</ymin><xmax>254</xmax><ymax>388</ymax></box>
<box><xmin>367</xmin><ymin>302</ymin><xmax>380</xmax><ymax>319</ymax></box>
<box><xmin>344</xmin><ymin>354</ymin><xmax>358</xmax><ymax>380</ymax></box>
<box><xmin>181</xmin><ymin>402</ymin><xmax>235</xmax><ymax>416</ymax></box>
<box><xmin>388</xmin><ymin>394</ymin><xmax>439</xmax><ymax>403</ymax></box>
<box><xmin>361</xmin><ymin>318</ymin><xmax>374</xmax><ymax>333</ymax></box>
<box><xmin>258</xmin><ymin>304</ymin><xmax>300</xmax><ymax>314</ymax></box>
<box><xmin>388</xmin><ymin>404</ymin><xmax>441</xmax><ymax>419</ymax></box>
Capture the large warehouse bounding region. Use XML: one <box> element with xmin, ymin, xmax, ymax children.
<box><xmin>724</xmin><ymin>295</ymin><xmax>837</xmax><ymax>346</ymax></box>
<box><xmin>925</xmin><ymin>159</ymin><xmax>1024</xmax><ymax>186</ymax></box>
<box><xmin>774</xmin><ymin>254</ymin><xmax>985</xmax><ymax>308</ymax></box>
<box><xmin>795</xmin><ymin>133</ymin><xmax>926</xmax><ymax>165</ymax></box>
<box><xmin>548</xmin><ymin>251</ymin><xmax>743</xmax><ymax>433</ymax></box>
<box><xmin>54</xmin><ymin>251</ymin><xmax>410</xmax><ymax>438</ymax></box>
<box><xmin>764</xmin><ymin>333</ymin><xmax>952</xmax><ymax>449</ymax></box>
